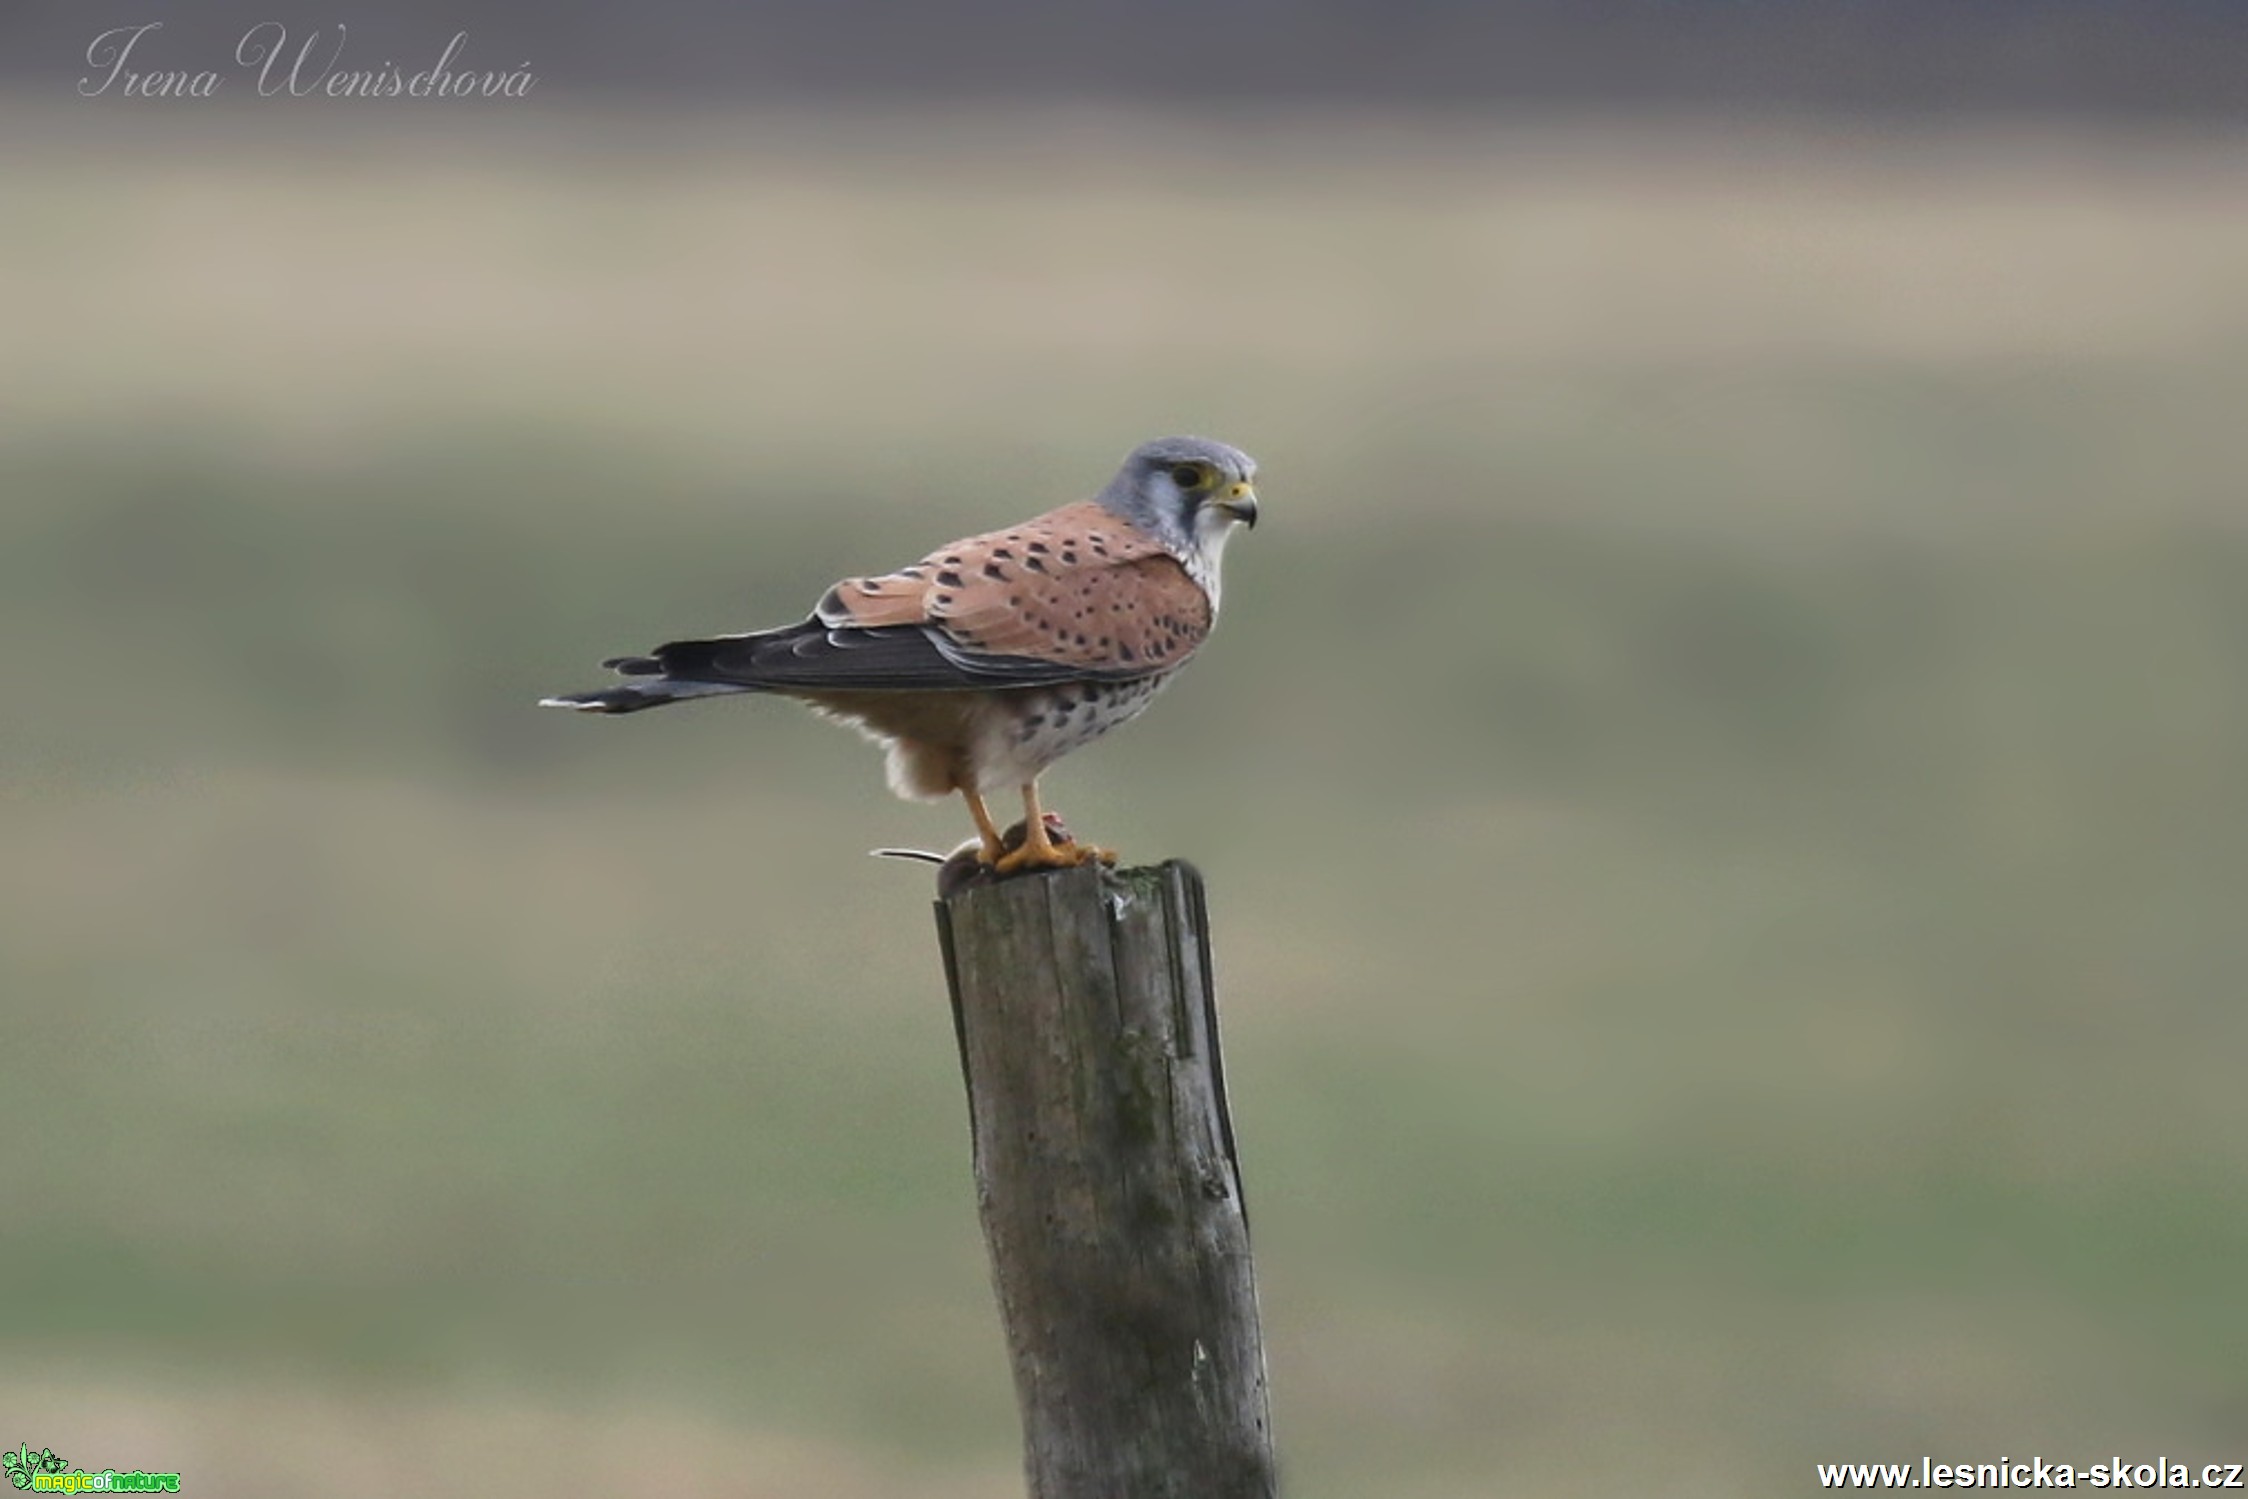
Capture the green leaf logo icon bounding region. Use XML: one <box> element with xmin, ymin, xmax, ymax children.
<box><xmin>0</xmin><ymin>1444</ymin><xmax>68</xmax><ymax>1489</ymax></box>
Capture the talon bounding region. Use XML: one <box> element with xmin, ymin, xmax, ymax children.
<box><xmin>977</xmin><ymin>782</ymin><xmax>1117</xmax><ymax>875</ymax></box>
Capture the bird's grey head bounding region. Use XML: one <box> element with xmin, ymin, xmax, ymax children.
<box><xmin>1093</xmin><ymin>436</ymin><xmax>1259</xmax><ymax>593</ymax></box>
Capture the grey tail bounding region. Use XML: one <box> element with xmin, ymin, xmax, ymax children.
<box><xmin>538</xmin><ymin>651</ymin><xmax>759</xmax><ymax>715</ymax></box>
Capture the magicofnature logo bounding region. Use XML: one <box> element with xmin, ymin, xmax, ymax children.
<box><xmin>2</xmin><ymin>1443</ymin><xmax>179</xmax><ymax>1493</ymax></box>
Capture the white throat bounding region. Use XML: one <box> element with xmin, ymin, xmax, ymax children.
<box><xmin>1184</xmin><ymin>509</ymin><xmax>1243</xmax><ymax>608</ymax></box>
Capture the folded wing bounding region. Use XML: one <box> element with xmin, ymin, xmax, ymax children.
<box><xmin>812</xmin><ymin>500</ymin><xmax>1213</xmax><ymax>682</ymax></box>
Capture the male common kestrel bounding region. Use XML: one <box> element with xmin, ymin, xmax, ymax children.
<box><xmin>541</xmin><ymin>436</ymin><xmax>1259</xmax><ymax>872</ymax></box>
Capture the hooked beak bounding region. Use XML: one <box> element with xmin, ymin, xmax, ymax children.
<box><xmin>1216</xmin><ymin>481</ymin><xmax>1259</xmax><ymax>529</ymax></box>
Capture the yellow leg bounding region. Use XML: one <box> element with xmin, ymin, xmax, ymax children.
<box><xmin>960</xmin><ymin>786</ymin><xmax>1006</xmax><ymax>866</ymax></box>
<box><xmin>992</xmin><ymin>781</ymin><xmax>1117</xmax><ymax>873</ymax></box>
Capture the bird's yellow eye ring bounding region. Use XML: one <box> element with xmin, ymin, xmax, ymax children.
<box><xmin>1169</xmin><ymin>462</ymin><xmax>1209</xmax><ymax>490</ymax></box>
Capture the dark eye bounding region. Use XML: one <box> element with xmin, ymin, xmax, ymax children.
<box><xmin>1169</xmin><ymin>463</ymin><xmax>1207</xmax><ymax>489</ymax></box>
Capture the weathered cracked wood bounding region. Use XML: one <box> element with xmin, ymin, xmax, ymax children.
<box><xmin>936</xmin><ymin>860</ymin><xmax>1276</xmax><ymax>1499</ymax></box>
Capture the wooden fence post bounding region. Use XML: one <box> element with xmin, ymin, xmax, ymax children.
<box><xmin>934</xmin><ymin>860</ymin><xmax>1277</xmax><ymax>1499</ymax></box>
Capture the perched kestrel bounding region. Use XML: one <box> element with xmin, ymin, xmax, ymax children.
<box><xmin>541</xmin><ymin>436</ymin><xmax>1259</xmax><ymax>872</ymax></box>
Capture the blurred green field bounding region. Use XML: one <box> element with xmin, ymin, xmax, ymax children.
<box><xmin>5</xmin><ymin>110</ymin><xmax>2248</xmax><ymax>1496</ymax></box>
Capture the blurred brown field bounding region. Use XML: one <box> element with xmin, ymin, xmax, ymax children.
<box><xmin>4</xmin><ymin>107</ymin><xmax>2247</xmax><ymax>1496</ymax></box>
